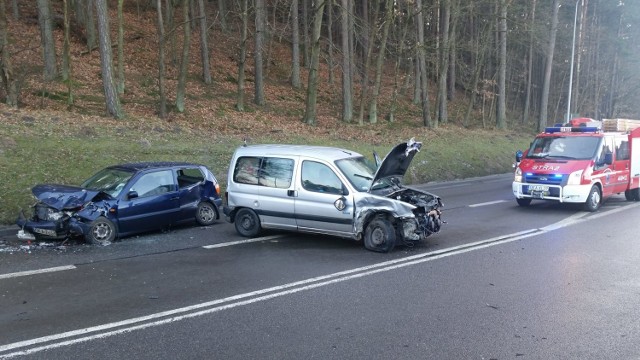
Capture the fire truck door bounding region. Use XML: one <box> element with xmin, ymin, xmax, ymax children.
<box><xmin>612</xmin><ymin>136</ymin><xmax>631</xmax><ymax>194</ymax></box>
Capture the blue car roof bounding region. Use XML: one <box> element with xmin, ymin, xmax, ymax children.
<box><xmin>111</xmin><ymin>162</ymin><xmax>204</xmax><ymax>172</ymax></box>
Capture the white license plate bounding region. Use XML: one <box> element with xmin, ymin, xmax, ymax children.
<box><xmin>32</xmin><ymin>228</ymin><xmax>57</xmax><ymax>237</ymax></box>
<box><xmin>529</xmin><ymin>185</ymin><xmax>549</xmax><ymax>191</ymax></box>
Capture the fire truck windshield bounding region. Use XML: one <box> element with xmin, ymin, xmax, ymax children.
<box><xmin>526</xmin><ymin>136</ymin><xmax>601</xmax><ymax>160</ymax></box>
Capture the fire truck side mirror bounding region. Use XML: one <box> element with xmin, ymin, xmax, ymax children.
<box><xmin>515</xmin><ymin>150</ymin><xmax>523</xmax><ymax>163</ymax></box>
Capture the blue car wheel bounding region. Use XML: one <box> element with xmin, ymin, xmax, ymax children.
<box><xmin>86</xmin><ymin>217</ymin><xmax>116</xmax><ymax>245</ymax></box>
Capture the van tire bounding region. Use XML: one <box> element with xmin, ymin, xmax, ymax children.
<box><xmin>516</xmin><ymin>198</ymin><xmax>532</xmax><ymax>207</ymax></box>
<box><xmin>364</xmin><ymin>216</ymin><xmax>396</xmax><ymax>253</ymax></box>
<box><xmin>235</xmin><ymin>208</ymin><xmax>261</xmax><ymax>237</ymax></box>
<box><xmin>583</xmin><ymin>185</ymin><xmax>601</xmax><ymax>212</ymax></box>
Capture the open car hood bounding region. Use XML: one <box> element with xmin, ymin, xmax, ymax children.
<box><xmin>370</xmin><ymin>138</ymin><xmax>422</xmax><ymax>187</ymax></box>
<box><xmin>32</xmin><ymin>184</ymin><xmax>103</xmax><ymax>210</ymax></box>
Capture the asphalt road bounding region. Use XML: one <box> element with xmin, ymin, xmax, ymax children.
<box><xmin>1</xmin><ymin>173</ymin><xmax>640</xmax><ymax>359</ymax></box>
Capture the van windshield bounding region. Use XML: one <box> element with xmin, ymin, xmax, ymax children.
<box><xmin>335</xmin><ymin>156</ymin><xmax>377</xmax><ymax>192</ymax></box>
<box><xmin>526</xmin><ymin>136</ymin><xmax>601</xmax><ymax>160</ymax></box>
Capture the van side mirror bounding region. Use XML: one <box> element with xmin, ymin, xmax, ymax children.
<box><xmin>515</xmin><ymin>150</ymin><xmax>523</xmax><ymax>163</ymax></box>
<box><xmin>127</xmin><ymin>191</ymin><xmax>139</xmax><ymax>199</ymax></box>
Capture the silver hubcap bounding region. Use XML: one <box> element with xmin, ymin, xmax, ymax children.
<box><xmin>199</xmin><ymin>205</ymin><xmax>214</xmax><ymax>223</ymax></box>
<box><xmin>590</xmin><ymin>190</ymin><xmax>600</xmax><ymax>208</ymax></box>
<box><xmin>93</xmin><ymin>223</ymin><xmax>111</xmax><ymax>241</ymax></box>
<box><xmin>371</xmin><ymin>227</ymin><xmax>385</xmax><ymax>245</ymax></box>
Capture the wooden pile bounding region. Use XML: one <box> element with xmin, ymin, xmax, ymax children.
<box><xmin>602</xmin><ymin>118</ymin><xmax>640</xmax><ymax>132</ymax></box>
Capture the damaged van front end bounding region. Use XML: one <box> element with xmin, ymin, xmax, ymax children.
<box><xmin>351</xmin><ymin>139</ymin><xmax>444</xmax><ymax>251</ymax></box>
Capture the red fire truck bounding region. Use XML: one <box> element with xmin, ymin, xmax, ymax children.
<box><xmin>512</xmin><ymin>123</ymin><xmax>640</xmax><ymax>211</ymax></box>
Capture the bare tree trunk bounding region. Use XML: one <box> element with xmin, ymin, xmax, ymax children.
<box><xmin>387</xmin><ymin>0</ymin><xmax>411</xmax><ymax>123</ymax></box>
<box><xmin>447</xmin><ymin>0</ymin><xmax>459</xmax><ymax>102</ymax></box>
<box><xmin>302</xmin><ymin>0</ymin><xmax>309</xmax><ymax>67</ymax></box>
<box><xmin>94</xmin><ymin>0</ymin><xmax>123</xmax><ymax>118</ymax></box>
<box><xmin>522</xmin><ymin>0</ymin><xmax>536</xmax><ymax>124</ymax></box>
<box><xmin>86</xmin><ymin>0</ymin><xmax>97</xmax><ymax>51</ymax></box>
<box><xmin>62</xmin><ymin>0</ymin><xmax>74</xmax><ymax>105</ymax></box>
<box><xmin>415</xmin><ymin>0</ymin><xmax>432</xmax><ymax>127</ymax></box>
<box><xmin>165</xmin><ymin>0</ymin><xmax>177</xmax><ymax>65</ymax></box>
<box><xmin>10</xmin><ymin>0</ymin><xmax>17</xmax><ymax>19</ymax></box>
<box><xmin>356</xmin><ymin>0</ymin><xmax>379</xmax><ymax>125</ymax></box>
<box><xmin>496</xmin><ymin>0</ymin><xmax>506</xmax><ymax>129</ymax></box>
<box><xmin>37</xmin><ymin>0</ymin><xmax>57</xmax><ymax>81</ymax></box>
<box><xmin>254</xmin><ymin>0</ymin><xmax>265</xmax><ymax>105</ymax></box>
<box><xmin>437</xmin><ymin>0</ymin><xmax>450</xmax><ymax>125</ymax></box>
<box><xmin>0</xmin><ymin>0</ymin><xmax>18</xmax><ymax>106</ymax></box>
<box><xmin>218</xmin><ymin>0</ymin><xmax>228</xmax><ymax>33</ymax></box>
<box><xmin>538</xmin><ymin>0</ymin><xmax>559</xmax><ymax>132</ymax></box>
<box><xmin>198</xmin><ymin>0</ymin><xmax>211</xmax><ymax>84</ymax></box>
<box><xmin>301</xmin><ymin>0</ymin><xmax>325</xmax><ymax>125</ymax></box>
<box><xmin>176</xmin><ymin>0</ymin><xmax>190</xmax><ymax>113</ymax></box>
<box><xmin>368</xmin><ymin>0</ymin><xmax>393</xmax><ymax>124</ymax></box>
<box><xmin>156</xmin><ymin>0</ymin><xmax>167</xmax><ymax>118</ymax></box>
<box><xmin>117</xmin><ymin>0</ymin><xmax>125</xmax><ymax>94</ymax></box>
<box><xmin>235</xmin><ymin>0</ymin><xmax>248</xmax><ymax>111</ymax></box>
<box><xmin>326</xmin><ymin>0</ymin><xmax>334</xmax><ymax>85</ymax></box>
<box><xmin>291</xmin><ymin>0</ymin><xmax>301</xmax><ymax>88</ymax></box>
<box><xmin>340</xmin><ymin>0</ymin><xmax>352</xmax><ymax>123</ymax></box>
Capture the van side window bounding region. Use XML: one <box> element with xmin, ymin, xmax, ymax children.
<box><xmin>234</xmin><ymin>156</ymin><xmax>294</xmax><ymax>188</ymax></box>
<box><xmin>234</xmin><ymin>157</ymin><xmax>260</xmax><ymax>185</ymax></box>
<box><xmin>301</xmin><ymin>161</ymin><xmax>343</xmax><ymax>195</ymax></box>
<box><xmin>259</xmin><ymin>158</ymin><xmax>294</xmax><ymax>188</ymax></box>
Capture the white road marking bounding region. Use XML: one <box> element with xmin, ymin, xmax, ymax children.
<box><xmin>2</xmin><ymin>202</ymin><xmax>639</xmax><ymax>358</ymax></box>
<box><xmin>202</xmin><ymin>234</ymin><xmax>286</xmax><ymax>249</ymax></box>
<box><xmin>468</xmin><ymin>200</ymin><xmax>507</xmax><ymax>207</ymax></box>
<box><xmin>0</xmin><ymin>265</ymin><xmax>76</xmax><ymax>280</ymax></box>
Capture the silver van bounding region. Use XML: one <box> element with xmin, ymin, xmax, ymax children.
<box><xmin>222</xmin><ymin>139</ymin><xmax>444</xmax><ymax>252</ymax></box>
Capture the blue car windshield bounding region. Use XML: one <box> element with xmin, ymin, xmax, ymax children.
<box><xmin>335</xmin><ymin>156</ymin><xmax>377</xmax><ymax>192</ymax></box>
<box><xmin>81</xmin><ymin>168</ymin><xmax>135</xmax><ymax>198</ymax></box>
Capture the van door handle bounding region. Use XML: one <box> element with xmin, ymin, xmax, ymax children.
<box><xmin>287</xmin><ymin>190</ymin><xmax>297</xmax><ymax>197</ymax></box>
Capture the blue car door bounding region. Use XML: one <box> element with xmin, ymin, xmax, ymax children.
<box><xmin>116</xmin><ymin>169</ymin><xmax>180</xmax><ymax>235</ymax></box>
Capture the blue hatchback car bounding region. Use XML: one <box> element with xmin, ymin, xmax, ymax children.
<box><xmin>16</xmin><ymin>162</ymin><xmax>222</xmax><ymax>245</ymax></box>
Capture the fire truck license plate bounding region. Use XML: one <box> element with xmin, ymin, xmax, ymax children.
<box><xmin>528</xmin><ymin>185</ymin><xmax>548</xmax><ymax>192</ymax></box>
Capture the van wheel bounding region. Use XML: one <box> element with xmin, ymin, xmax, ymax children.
<box><xmin>364</xmin><ymin>216</ymin><xmax>396</xmax><ymax>253</ymax></box>
<box><xmin>235</xmin><ymin>208</ymin><xmax>261</xmax><ymax>237</ymax></box>
<box><xmin>86</xmin><ymin>217</ymin><xmax>116</xmax><ymax>245</ymax></box>
<box><xmin>196</xmin><ymin>202</ymin><xmax>217</xmax><ymax>226</ymax></box>
<box><xmin>583</xmin><ymin>185</ymin><xmax>601</xmax><ymax>212</ymax></box>
<box><xmin>516</xmin><ymin>198</ymin><xmax>532</xmax><ymax>207</ymax></box>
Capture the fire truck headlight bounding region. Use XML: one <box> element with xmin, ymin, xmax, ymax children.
<box><xmin>514</xmin><ymin>167</ymin><xmax>523</xmax><ymax>183</ymax></box>
<box><xmin>567</xmin><ymin>170</ymin><xmax>584</xmax><ymax>185</ymax></box>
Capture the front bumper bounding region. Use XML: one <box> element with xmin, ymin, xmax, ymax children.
<box><xmin>512</xmin><ymin>182</ymin><xmax>591</xmax><ymax>203</ymax></box>
<box><xmin>16</xmin><ymin>217</ymin><xmax>68</xmax><ymax>239</ymax></box>
<box><xmin>16</xmin><ymin>214</ymin><xmax>86</xmax><ymax>240</ymax></box>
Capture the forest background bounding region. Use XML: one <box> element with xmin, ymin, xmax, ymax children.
<box><xmin>0</xmin><ymin>0</ymin><xmax>638</xmax><ymax>225</ymax></box>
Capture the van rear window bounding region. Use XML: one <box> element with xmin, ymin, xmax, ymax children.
<box><xmin>233</xmin><ymin>156</ymin><xmax>294</xmax><ymax>189</ymax></box>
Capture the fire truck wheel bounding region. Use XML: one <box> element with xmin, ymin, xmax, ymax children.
<box><xmin>625</xmin><ymin>190</ymin><xmax>635</xmax><ymax>201</ymax></box>
<box><xmin>516</xmin><ymin>198</ymin><xmax>532</xmax><ymax>207</ymax></box>
<box><xmin>629</xmin><ymin>188</ymin><xmax>640</xmax><ymax>201</ymax></box>
<box><xmin>583</xmin><ymin>186</ymin><xmax>601</xmax><ymax>212</ymax></box>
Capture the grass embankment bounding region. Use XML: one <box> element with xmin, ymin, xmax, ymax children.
<box><xmin>0</xmin><ymin>107</ymin><xmax>533</xmax><ymax>226</ymax></box>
